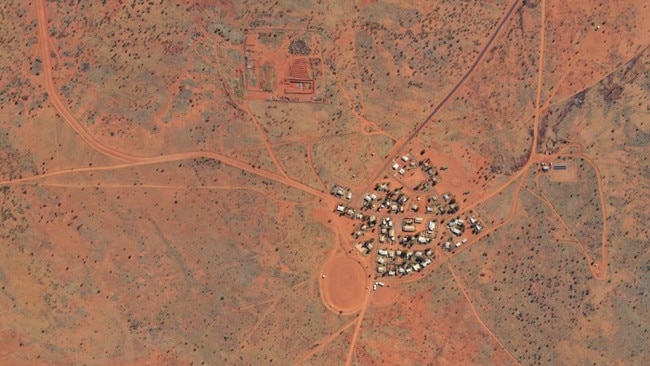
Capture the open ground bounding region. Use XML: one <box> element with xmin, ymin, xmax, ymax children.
<box><xmin>0</xmin><ymin>0</ymin><xmax>648</xmax><ymax>365</ymax></box>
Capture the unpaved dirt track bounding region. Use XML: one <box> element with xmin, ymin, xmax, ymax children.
<box><xmin>0</xmin><ymin>150</ymin><xmax>331</xmax><ymax>200</ymax></box>
<box><xmin>447</xmin><ymin>262</ymin><xmax>521</xmax><ymax>365</ymax></box>
<box><xmin>532</xmin><ymin>0</ymin><xmax>547</xmax><ymax>155</ymax></box>
<box><xmin>362</xmin><ymin>0</ymin><xmax>523</xmax><ymax>192</ymax></box>
<box><xmin>36</xmin><ymin>0</ymin><xmax>141</xmax><ymax>164</ymax></box>
<box><xmin>344</xmin><ymin>288</ymin><xmax>373</xmax><ymax>366</ymax></box>
<box><xmin>24</xmin><ymin>0</ymin><xmax>634</xmax><ymax>363</ymax></box>
<box><xmin>34</xmin><ymin>0</ymin><xmax>330</xmax><ymax>201</ymax></box>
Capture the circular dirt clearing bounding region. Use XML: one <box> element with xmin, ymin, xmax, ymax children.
<box><xmin>320</xmin><ymin>256</ymin><xmax>367</xmax><ymax>315</ymax></box>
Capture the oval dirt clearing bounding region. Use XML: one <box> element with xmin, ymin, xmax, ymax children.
<box><xmin>320</xmin><ymin>256</ymin><xmax>367</xmax><ymax>315</ymax></box>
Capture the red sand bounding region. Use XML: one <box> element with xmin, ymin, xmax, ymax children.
<box><xmin>370</xmin><ymin>286</ymin><xmax>398</xmax><ymax>308</ymax></box>
<box><xmin>320</xmin><ymin>256</ymin><xmax>368</xmax><ymax>315</ymax></box>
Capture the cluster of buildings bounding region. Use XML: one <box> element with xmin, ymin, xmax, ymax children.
<box><xmin>329</xmin><ymin>178</ymin><xmax>442</xmax><ymax>278</ymax></box>
<box><xmin>391</xmin><ymin>155</ymin><xmax>442</xmax><ymax>194</ymax></box>
<box><xmin>447</xmin><ymin>217</ymin><xmax>466</xmax><ymax>236</ymax></box>
<box><xmin>469</xmin><ymin>215</ymin><xmax>484</xmax><ymax>234</ymax></box>
<box><xmin>376</xmin><ymin>216</ymin><xmax>436</xmax><ymax>246</ymax></box>
<box><xmin>328</xmin><ymin>152</ymin><xmax>488</xmax><ymax>279</ymax></box>
<box><xmin>365</xmin><ymin>183</ymin><xmax>413</xmax><ymax>213</ymax></box>
<box><xmin>443</xmin><ymin>238</ymin><xmax>467</xmax><ymax>251</ymax></box>
<box><xmin>413</xmin><ymin>158</ymin><xmax>441</xmax><ymax>192</ymax></box>
<box><xmin>391</xmin><ymin>154</ymin><xmax>416</xmax><ymax>176</ymax></box>
<box><xmin>375</xmin><ymin>248</ymin><xmax>435</xmax><ymax>277</ymax></box>
<box><xmin>442</xmin><ymin>214</ymin><xmax>484</xmax><ymax>252</ymax></box>
<box><xmin>331</xmin><ymin>184</ymin><xmax>352</xmax><ymax>201</ymax></box>
<box><xmin>425</xmin><ymin>192</ymin><xmax>459</xmax><ymax>215</ymax></box>
<box><xmin>540</xmin><ymin>161</ymin><xmax>568</xmax><ymax>172</ymax></box>
<box><xmin>354</xmin><ymin>239</ymin><xmax>374</xmax><ymax>256</ymax></box>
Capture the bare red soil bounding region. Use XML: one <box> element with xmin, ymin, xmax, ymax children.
<box><xmin>320</xmin><ymin>256</ymin><xmax>369</xmax><ymax>315</ymax></box>
<box><xmin>0</xmin><ymin>0</ymin><xmax>647</xmax><ymax>364</ymax></box>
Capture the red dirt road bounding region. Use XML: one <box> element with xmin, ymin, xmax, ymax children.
<box><xmin>36</xmin><ymin>0</ymin><xmax>139</xmax><ymax>164</ymax></box>
<box><xmin>34</xmin><ymin>0</ymin><xmax>330</xmax><ymax>201</ymax></box>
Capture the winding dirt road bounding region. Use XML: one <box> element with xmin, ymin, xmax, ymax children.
<box><xmin>28</xmin><ymin>1</ymin><xmax>618</xmax><ymax>364</ymax></box>
<box><xmin>34</xmin><ymin>0</ymin><xmax>329</xmax><ymax>201</ymax></box>
<box><xmin>36</xmin><ymin>0</ymin><xmax>140</xmax><ymax>164</ymax></box>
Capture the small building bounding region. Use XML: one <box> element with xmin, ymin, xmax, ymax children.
<box><xmin>427</xmin><ymin>220</ymin><xmax>436</xmax><ymax>233</ymax></box>
<box><xmin>368</xmin><ymin>216</ymin><xmax>377</xmax><ymax>227</ymax></box>
<box><xmin>402</xmin><ymin>224</ymin><xmax>416</xmax><ymax>233</ymax></box>
<box><xmin>376</xmin><ymin>182</ymin><xmax>390</xmax><ymax>191</ymax></box>
<box><xmin>330</xmin><ymin>184</ymin><xmax>352</xmax><ymax>200</ymax></box>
